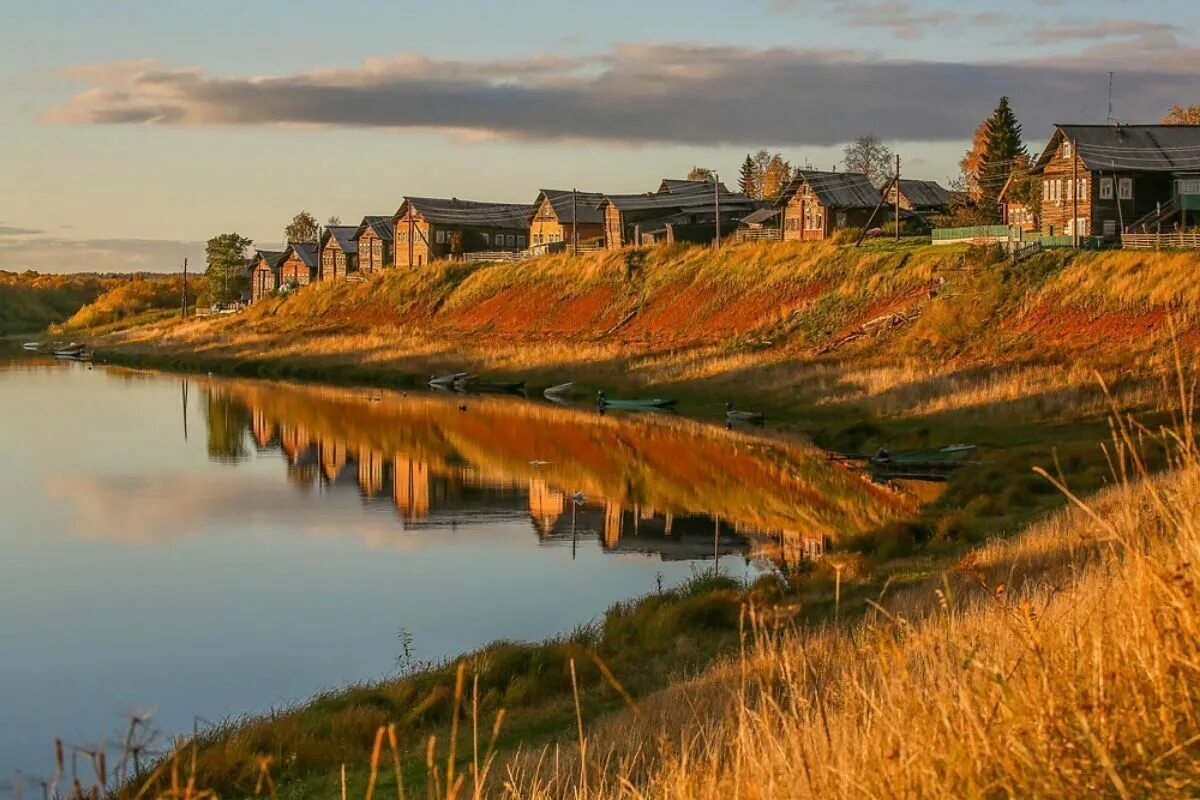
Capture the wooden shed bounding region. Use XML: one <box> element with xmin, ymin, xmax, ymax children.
<box><xmin>248</xmin><ymin>249</ymin><xmax>285</xmax><ymax>304</ymax></box>
<box><xmin>778</xmin><ymin>171</ymin><xmax>884</xmax><ymax>241</ymax></box>
<box><xmin>528</xmin><ymin>189</ymin><xmax>607</xmax><ymax>251</ymax></box>
<box><xmin>393</xmin><ymin>197</ymin><xmax>534</xmax><ymax>267</ymax></box>
<box><xmin>880</xmin><ymin>178</ymin><xmax>952</xmax><ymax>215</ymax></box>
<box><xmin>318</xmin><ymin>226</ymin><xmax>359</xmax><ymax>282</ymax></box>
<box><xmin>354</xmin><ymin>216</ymin><xmax>395</xmax><ymax>275</ymax></box>
<box><xmin>600</xmin><ymin>179</ymin><xmax>755</xmax><ymax>249</ymax></box>
<box><xmin>278</xmin><ymin>242</ymin><xmax>318</xmax><ymax>288</ymax></box>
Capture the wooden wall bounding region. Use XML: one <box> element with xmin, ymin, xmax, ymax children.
<box><xmin>279</xmin><ymin>253</ymin><xmax>313</xmax><ymax>287</ymax></box>
<box><xmin>358</xmin><ymin>228</ymin><xmax>391</xmax><ymax>274</ymax></box>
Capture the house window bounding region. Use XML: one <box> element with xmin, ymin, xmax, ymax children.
<box><xmin>1062</xmin><ymin>141</ymin><xmax>1072</xmax><ymax>160</ymax></box>
<box><xmin>1043</xmin><ymin>181</ymin><xmax>1050</xmax><ymax>202</ymax></box>
<box><xmin>517</xmin><ymin>235</ymin><xmax>526</xmax><ymax>247</ymax></box>
<box><xmin>1080</xmin><ymin>178</ymin><xmax>1088</xmax><ymax>199</ymax></box>
<box><xmin>435</xmin><ymin>230</ymin><xmax>445</xmax><ymax>244</ymax></box>
<box><xmin>505</xmin><ymin>234</ymin><xmax>515</xmax><ymax>247</ymax></box>
<box><xmin>1100</xmin><ymin>178</ymin><xmax>1114</xmax><ymax>200</ymax></box>
<box><xmin>1067</xmin><ymin>180</ymin><xmax>1073</xmax><ymax>201</ymax></box>
<box><xmin>1118</xmin><ymin>178</ymin><xmax>1133</xmax><ymax>200</ymax></box>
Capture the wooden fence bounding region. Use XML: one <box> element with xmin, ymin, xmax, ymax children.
<box><xmin>1121</xmin><ymin>232</ymin><xmax>1200</xmax><ymax>250</ymax></box>
<box><xmin>734</xmin><ymin>228</ymin><xmax>783</xmax><ymax>242</ymax></box>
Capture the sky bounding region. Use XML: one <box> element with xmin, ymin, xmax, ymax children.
<box><xmin>0</xmin><ymin>0</ymin><xmax>1197</xmax><ymax>273</ymax></box>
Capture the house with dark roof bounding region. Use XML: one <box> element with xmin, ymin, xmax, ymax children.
<box><xmin>880</xmin><ymin>178</ymin><xmax>953</xmax><ymax>216</ymax></box>
<box><xmin>278</xmin><ymin>242</ymin><xmax>318</xmax><ymax>288</ymax></box>
<box><xmin>248</xmin><ymin>249</ymin><xmax>285</xmax><ymax>303</ymax></box>
<box><xmin>528</xmin><ymin>189</ymin><xmax>607</xmax><ymax>251</ymax></box>
<box><xmin>354</xmin><ymin>216</ymin><xmax>394</xmax><ymax>275</ymax></box>
<box><xmin>393</xmin><ymin>197</ymin><xmax>534</xmax><ymax>267</ymax></box>
<box><xmin>778</xmin><ymin>170</ymin><xmax>884</xmax><ymax>241</ymax></box>
<box><xmin>600</xmin><ymin>180</ymin><xmax>756</xmax><ymax>248</ymax></box>
<box><xmin>318</xmin><ymin>226</ymin><xmax>359</xmax><ymax>282</ymax></box>
<box><xmin>997</xmin><ymin>172</ymin><xmax>1038</xmax><ymax>232</ymax></box>
<box><xmin>1031</xmin><ymin>124</ymin><xmax>1200</xmax><ymax>239</ymax></box>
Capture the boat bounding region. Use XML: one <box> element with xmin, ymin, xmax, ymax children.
<box><xmin>869</xmin><ymin>444</ymin><xmax>977</xmax><ymax>471</ymax></box>
<box><xmin>543</xmin><ymin>382</ymin><xmax>575</xmax><ymax>399</ymax></box>
<box><xmin>429</xmin><ymin>371</ymin><xmax>470</xmax><ymax>388</ymax></box>
<box><xmin>597</xmin><ymin>391</ymin><xmax>677</xmax><ymax>411</ymax></box>
<box><xmin>725</xmin><ymin>402</ymin><xmax>764</xmax><ymax>425</ymax></box>
<box><xmin>21</xmin><ymin>342</ymin><xmax>41</xmax><ymax>351</ymax></box>
<box><xmin>52</xmin><ymin>343</ymin><xmax>86</xmax><ymax>357</ymax></box>
<box><xmin>456</xmin><ymin>378</ymin><xmax>526</xmax><ymax>395</ymax></box>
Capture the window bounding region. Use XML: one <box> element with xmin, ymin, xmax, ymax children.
<box><xmin>1100</xmin><ymin>178</ymin><xmax>1114</xmax><ymax>200</ymax></box>
<box><xmin>505</xmin><ymin>235</ymin><xmax>516</xmax><ymax>247</ymax></box>
<box><xmin>1043</xmin><ymin>181</ymin><xmax>1051</xmax><ymax>202</ymax></box>
<box><xmin>435</xmin><ymin>230</ymin><xmax>445</xmax><ymax>244</ymax></box>
<box><xmin>1080</xmin><ymin>178</ymin><xmax>1088</xmax><ymax>199</ymax></box>
<box><xmin>517</xmin><ymin>236</ymin><xmax>526</xmax><ymax>247</ymax></box>
<box><xmin>1118</xmin><ymin>178</ymin><xmax>1133</xmax><ymax>200</ymax></box>
<box><xmin>1067</xmin><ymin>179</ymin><xmax>1073</xmax><ymax>201</ymax></box>
<box><xmin>1062</xmin><ymin>140</ymin><xmax>1072</xmax><ymax>160</ymax></box>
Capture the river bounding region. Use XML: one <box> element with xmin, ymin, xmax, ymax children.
<box><xmin>0</xmin><ymin>347</ymin><xmax>904</xmax><ymax>778</ymax></box>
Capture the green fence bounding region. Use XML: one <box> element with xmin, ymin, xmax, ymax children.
<box><xmin>1026</xmin><ymin>234</ymin><xmax>1105</xmax><ymax>250</ymax></box>
<box><xmin>931</xmin><ymin>225</ymin><xmax>1010</xmax><ymax>242</ymax></box>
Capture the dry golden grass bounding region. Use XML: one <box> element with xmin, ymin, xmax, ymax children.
<box><xmin>498</xmin><ymin>392</ymin><xmax>1200</xmax><ymax>799</ymax></box>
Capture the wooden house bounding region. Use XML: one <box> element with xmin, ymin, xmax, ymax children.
<box><xmin>778</xmin><ymin>170</ymin><xmax>884</xmax><ymax>241</ymax></box>
<box><xmin>880</xmin><ymin>178</ymin><xmax>952</xmax><ymax>216</ymax></box>
<box><xmin>354</xmin><ymin>216</ymin><xmax>394</xmax><ymax>275</ymax></box>
<box><xmin>393</xmin><ymin>197</ymin><xmax>534</xmax><ymax>267</ymax></box>
<box><xmin>318</xmin><ymin>226</ymin><xmax>359</xmax><ymax>282</ymax></box>
<box><xmin>997</xmin><ymin>172</ymin><xmax>1038</xmax><ymax>232</ymax></box>
<box><xmin>278</xmin><ymin>242</ymin><xmax>318</xmax><ymax>288</ymax></box>
<box><xmin>600</xmin><ymin>179</ymin><xmax>755</xmax><ymax>248</ymax></box>
<box><xmin>1031</xmin><ymin>124</ymin><xmax>1200</xmax><ymax>239</ymax></box>
<box><xmin>248</xmin><ymin>249</ymin><xmax>285</xmax><ymax>303</ymax></box>
<box><xmin>528</xmin><ymin>189</ymin><xmax>607</xmax><ymax>251</ymax></box>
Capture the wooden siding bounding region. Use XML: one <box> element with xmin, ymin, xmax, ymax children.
<box><xmin>250</xmin><ymin>263</ymin><xmax>276</xmax><ymax>303</ymax></box>
<box><xmin>529</xmin><ymin>196</ymin><xmax>604</xmax><ymax>247</ymax></box>
<box><xmin>319</xmin><ymin>244</ymin><xmax>352</xmax><ymax>282</ymax></box>
<box><xmin>394</xmin><ymin>213</ymin><xmax>432</xmax><ymax>268</ymax></box>
<box><xmin>604</xmin><ymin>205</ymin><xmax>625</xmax><ymax>249</ymax></box>
<box><xmin>278</xmin><ymin>252</ymin><xmax>313</xmax><ymax>287</ymax></box>
<box><xmin>396</xmin><ymin>212</ymin><xmax>529</xmax><ymax>268</ymax></box>
<box><xmin>358</xmin><ymin>227</ymin><xmax>391</xmax><ymax>274</ymax></box>
<box><xmin>782</xmin><ymin>190</ymin><xmax>829</xmax><ymax>241</ymax></box>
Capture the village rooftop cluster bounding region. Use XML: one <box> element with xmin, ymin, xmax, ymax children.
<box><xmin>249</xmin><ymin>122</ymin><xmax>1200</xmax><ymax>304</ymax></box>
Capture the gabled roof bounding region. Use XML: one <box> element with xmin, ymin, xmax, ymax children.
<box><xmin>532</xmin><ymin>189</ymin><xmax>608</xmax><ymax>225</ymax></box>
<box><xmin>658</xmin><ymin>178</ymin><xmax>731</xmax><ymax>195</ymax></box>
<box><xmin>284</xmin><ymin>242</ymin><xmax>318</xmax><ymax>268</ymax></box>
<box><xmin>741</xmin><ymin>207</ymin><xmax>781</xmax><ymax>226</ymax></box>
<box><xmin>602</xmin><ymin>188</ymin><xmax>756</xmax><ymax>215</ymax></box>
<box><xmin>884</xmin><ymin>178</ymin><xmax>952</xmax><ymax>209</ymax></box>
<box><xmin>1035</xmin><ymin>124</ymin><xmax>1200</xmax><ymax>174</ymax></box>
<box><xmin>395</xmin><ymin>197</ymin><xmax>534</xmax><ymax>230</ymax></box>
<box><xmin>249</xmin><ymin>250</ymin><xmax>285</xmax><ymax>273</ymax></box>
<box><xmin>779</xmin><ymin>170</ymin><xmax>882</xmax><ymax>210</ymax></box>
<box><xmin>321</xmin><ymin>226</ymin><xmax>359</xmax><ymax>254</ymax></box>
<box><xmin>354</xmin><ymin>215</ymin><xmax>394</xmax><ymax>242</ymax></box>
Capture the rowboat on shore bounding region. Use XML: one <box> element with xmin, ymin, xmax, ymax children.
<box><xmin>21</xmin><ymin>342</ymin><xmax>42</xmax><ymax>351</ymax></box>
<box><xmin>597</xmin><ymin>391</ymin><xmax>677</xmax><ymax>411</ymax></box>
<box><xmin>543</xmin><ymin>382</ymin><xmax>575</xmax><ymax>398</ymax></box>
<box><xmin>429</xmin><ymin>372</ymin><xmax>471</xmax><ymax>388</ymax></box>
<box><xmin>870</xmin><ymin>444</ymin><xmax>976</xmax><ymax>470</ymax></box>
<box><xmin>53</xmin><ymin>343</ymin><xmax>86</xmax><ymax>357</ymax></box>
<box><xmin>725</xmin><ymin>402</ymin><xmax>764</xmax><ymax>425</ymax></box>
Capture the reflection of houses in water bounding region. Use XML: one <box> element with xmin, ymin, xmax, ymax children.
<box><xmin>745</xmin><ymin>530</ymin><xmax>830</xmax><ymax>568</ymax></box>
<box><xmin>358</xmin><ymin>449</ymin><xmax>385</xmax><ymax>498</ymax></box>
<box><xmin>528</xmin><ymin>479</ymin><xmax>565</xmax><ymax>536</ymax></box>
<box><xmin>393</xmin><ymin>456</ymin><xmax>431</xmax><ymax>522</ymax></box>
<box><xmin>251</xmin><ymin>408</ymin><xmax>277</xmax><ymax>449</ymax></box>
<box><xmin>319</xmin><ymin>440</ymin><xmax>347</xmax><ymax>483</ymax></box>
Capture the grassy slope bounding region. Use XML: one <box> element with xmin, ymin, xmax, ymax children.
<box><xmin>50</xmin><ymin>274</ymin><xmax>202</xmax><ymax>337</ymax></box>
<box><xmin>0</xmin><ymin>271</ymin><xmax>112</xmax><ymax>335</ymax></box>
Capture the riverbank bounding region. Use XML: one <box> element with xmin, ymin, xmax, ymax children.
<box><xmin>70</xmin><ymin>240</ymin><xmax>1199</xmax><ymax>796</ymax></box>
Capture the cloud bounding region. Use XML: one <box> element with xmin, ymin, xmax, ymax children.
<box><xmin>0</xmin><ymin>223</ymin><xmax>43</xmax><ymax>236</ymax></box>
<box><xmin>771</xmin><ymin>0</ymin><xmax>1011</xmax><ymax>39</ymax></box>
<box><xmin>44</xmin><ymin>43</ymin><xmax>1200</xmax><ymax>147</ymax></box>
<box><xmin>1027</xmin><ymin>20</ymin><xmax>1178</xmax><ymax>46</ymax></box>
<box><xmin>0</xmin><ymin>235</ymin><xmax>202</xmax><ymax>274</ymax></box>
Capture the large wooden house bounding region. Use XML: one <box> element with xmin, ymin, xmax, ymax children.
<box><xmin>880</xmin><ymin>178</ymin><xmax>952</xmax><ymax>216</ymax></box>
<box><xmin>248</xmin><ymin>250</ymin><xmax>285</xmax><ymax>303</ymax></box>
<box><xmin>600</xmin><ymin>179</ymin><xmax>755</xmax><ymax>248</ymax></box>
<box><xmin>354</xmin><ymin>216</ymin><xmax>394</xmax><ymax>275</ymax></box>
<box><xmin>278</xmin><ymin>242</ymin><xmax>318</xmax><ymax>288</ymax></box>
<box><xmin>393</xmin><ymin>197</ymin><xmax>534</xmax><ymax>267</ymax></box>
<box><xmin>318</xmin><ymin>226</ymin><xmax>359</xmax><ymax>282</ymax></box>
<box><xmin>778</xmin><ymin>170</ymin><xmax>884</xmax><ymax>241</ymax></box>
<box><xmin>528</xmin><ymin>189</ymin><xmax>607</xmax><ymax>251</ymax></box>
<box><xmin>1032</xmin><ymin>124</ymin><xmax>1200</xmax><ymax>239</ymax></box>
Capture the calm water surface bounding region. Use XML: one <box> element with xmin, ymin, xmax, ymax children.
<box><xmin>0</xmin><ymin>348</ymin><xmax>902</xmax><ymax>777</ymax></box>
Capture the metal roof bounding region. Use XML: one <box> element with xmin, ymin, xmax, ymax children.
<box><xmin>397</xmin><ymin>197</ymin><xmax>534</xmax><ymax>230</ymax></box>
<box><xmin>741</xmin><ymin>207</ymin><xmax>781</xmax><ymax>225</ymax></box>
<box><xmin>321</xmin><ymin>226</ymin><xmax>359</xmax><ymax>254</ymax></box>
<box><xmin>603</xmin><ymin>187</ymin><xmax>755</xmax><ymax>214</ymax></box>
<box><xmin>780</xmin><ymin>170</ymin><xmax>883</xmax><ymax>210</ymax></box>
<box><xmin>285</xmin><ymin>242</ymin><xmax>318</xmax><ymax>268</ymax></box>
<box><xmin>1037</xmin><ymin>124</ymin><xmax>1200</xmax><ymax>173</ymax></box>
<box><xmin>889</xmin><ymin>178</ymin><xmax>951</xmax><ymax>209</ymax></box>
<box><xmin>249</xmin><ymin>250</ymin><xmax>285</xmax><ymax>272</ymax></box>
<box><xmin>534</xmin><ymin>189</ymin><xmax>608</xmax><ymax>225</ymax></box>
<box><xmin>658</xmin><ymin>178</ymin><xmax>731</xmax><ymax>194</ymax></box>
<box><xmin>354</xmin><ymin>215</ymin><xmax>394</xmax><ymax>242</ymax></box>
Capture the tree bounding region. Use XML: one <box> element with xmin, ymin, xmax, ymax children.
<box><xmin>284</xmin><ymin>211</ymin><xmax>319</xmax><ymax>244</ymax></box>
<box><xmin>738</xmin><ymin>155</ymin><xmax>759</xmax><ymax>198</ymax></box>
<box><xmin>975</xmin><ymin>96</ymin><xmax>1027</xmax><ymax>218</ymax></box>
<box><xmin>1164</xmin><ymin>105</ymin><xmax>1200</xmax><ymax>125</ymax></box>
<box><xmin>761</xmin><ymin>154</ymin><xmax>793</xmax><ymax>201</ymax></box>
<box><xmin>686</xmin><ymin>166</ymin><xmax>716</xmax><ymax>183</ymax></box>
<box><xmin>958</xmin><ymin>119</ymin><xmax>991</xmax><ymax>198</ymax></box>
<box><xmin>204</xmin><ymin>232</ymin><xmax>252</xmax><ymax>307</ymax></box>
<box><xmin>326</xmin><ymin>215</ymin><xmax>342</xmax><ymax>226</ymax></box>
<box><xmin>842</xmin><ymin>135</ymin><xmax>894</xmax><ymax>188</ymax></box>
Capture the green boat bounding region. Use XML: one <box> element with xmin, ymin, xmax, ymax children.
<box><xmin>870</xmin><ymin>444</ymin><xmax>977</xmax><ymax>470</ymax></box>
<box><xmin>597</xmin><ymin>391</ymin><xmax>677</xmax><ymax>411</ymax></box>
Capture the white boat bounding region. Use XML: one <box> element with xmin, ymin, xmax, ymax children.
<box><xmin>429</xmin><ymin>371</ymin><xmax>470</xmax><ymax>388</ymax></box>
<box><xmin>53</xmin><ymin>343</ymin><xmax>85</xmax><ymax>357</ymax></box>
<box><xmin>543</xmin><ymin>382</ymin><xmax>575</xmax><ymax>399</ymax></box>
<box><xmin>21</xmin><ymin>342</ymin><xmax>41</xmax><ymax>351</ymax></box>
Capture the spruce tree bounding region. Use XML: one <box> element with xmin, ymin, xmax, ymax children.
<box><xmin>738</xmin><ymin>154</ymin><xmax>759</xmax><ymax>198</ymax></box>
<box><xmin>976</xmin><ymin>96</ymin><xmax>1026</xmax><ymax>216</ymax></box>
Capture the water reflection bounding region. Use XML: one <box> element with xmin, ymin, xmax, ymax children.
<box><xmin>202</xmin><ymin>379</ymin><xmax>911</xmax><ymax>569</ymax></box>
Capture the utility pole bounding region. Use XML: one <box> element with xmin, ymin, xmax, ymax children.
<box><xmin>714</xmin><ymin>173</ymin><xmax>721</xmax><ymax>249</ymax></box>
<box><xmin>181</xmin><ymin>257</ymin><xmax>188</xmax><ymax>318</ymax></box>
<box><xmin>572</xmin><ymin>188</ymin><xmax>579</xmax><ymax>257</ymax></box>
<box><xmin>894</xmin><ymin>154</ymin><xmax>901</xmax><ymax>241</ymax></box>
<box><xmin>1072</xmin><ymin>139</ymin><xmax>1080</xmax><ymax>249</ymax></box>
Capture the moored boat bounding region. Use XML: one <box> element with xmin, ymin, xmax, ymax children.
<box><xmin>429</xmin><ymin>371</ymin><xmax>470</xmax><ymax>388</ymax></box>
<box><xmin>597</xmin><ymin>391</ymin><xmax>677</xmax><ymax>411</ymax></box>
